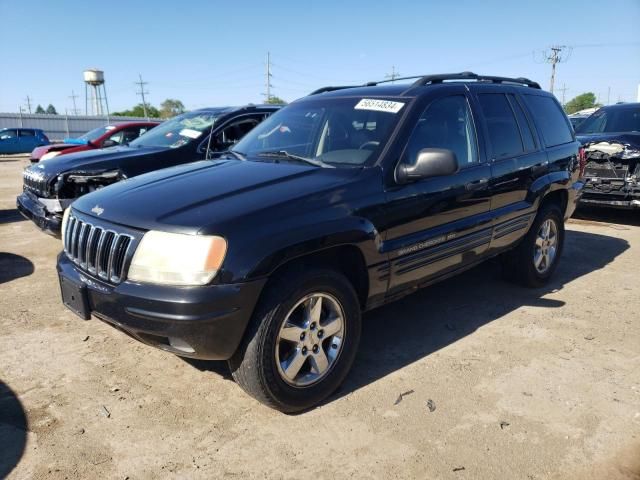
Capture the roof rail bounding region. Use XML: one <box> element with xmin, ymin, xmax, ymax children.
<box><xmin>309</xmin><ymin>86</ymin><xmax>360</xmax><ymax>95</ymax></box>
<box><xmin>309</xmin><ymin>72</ymin><xmax>541</xmax><ymax>96</ymax></box>
<box><xmin>411</xmin><ymin>72</ymin><xmax>541</xmax><ymax>89</ymax></box>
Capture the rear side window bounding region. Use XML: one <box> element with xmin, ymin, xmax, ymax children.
<box><xmin>19</xmin><ymin>129</ymin><xmax>35</xmax><ymax>137</ymax></box>
<box><xmin>477</xmin><ymin>93</ymin><xmax>523</xmax><ymax>159</ymax></box>
<box><xmin>523</xmin><ymin>95</ymin><xmax>573</xmax><ymax>147</ymax></box>
<box><xmin>507</xmin><ymin>94</ymin><xmax>536</xmax><ymax>152</ymax></box>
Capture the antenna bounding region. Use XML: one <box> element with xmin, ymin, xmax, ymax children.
<box><xmin>385</xmin><ymin>66</ymin><xmax>401</xmax><ymax>84</ymax></box>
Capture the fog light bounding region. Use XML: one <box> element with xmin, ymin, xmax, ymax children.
<box><xmin>168</xmin><ymin>337</ymin><xmax>195</xmax><ymax>354</ymax></box>
<box><xmin>631</xmin><ymin>200</ymin><xmax>640</xmax><ymax>207</ymax></box>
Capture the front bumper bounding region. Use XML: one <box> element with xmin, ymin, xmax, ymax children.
<box><xmin>57</xmin><ymin>253</ymin><xmax>267</xmax><ymax>360</ymax></box>
<box><xmin>579</xmin><ymin>182</ymin><xmax>640</xmax><ymax>210</ymax></box>
<box><xmin>16</xmin><ymin>191</ymin><xmax>62</xmax><ymax>236</ymax></box>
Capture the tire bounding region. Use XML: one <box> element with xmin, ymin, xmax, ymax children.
<box><xmin>502</xmin><ymin>202</ymin><xmax>565</xmax><ymax>288</ymax></box>
<box><xmin>229</xmin><ymin>267</ymin><xmax>362</xmax><ymax>413</ymax></box>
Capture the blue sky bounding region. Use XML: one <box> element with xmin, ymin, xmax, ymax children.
<box><xmin>1</xmin><ymin>0</ymin><xmax>639</xmax><ymax>113</ymax></box>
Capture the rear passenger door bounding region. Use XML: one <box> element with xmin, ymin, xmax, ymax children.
<box><xmin>385</xmin><ymin>90</ymin><xmax>492</xmax><ymax>295</ymax></box>
<box><xmin>18</xmin><ymin>129</ymin><xmax>39</xmax><ymax>152</ymax></box>
<box><xmin>472</xmin><ymin>88</ymin><xmax>548</xmax><ymax>251</ymax></box>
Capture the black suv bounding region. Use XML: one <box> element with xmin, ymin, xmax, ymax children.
<box><xmin>56</xmin><ymin>73</ymin><xmax>583</xmax><ymax>412</ymax></box>
<box><xmin>17</xmin><ymin>105</ymin><xmax>279</xmax><ymax>235</ymax></box>
<box><xmin>575</xmin><ymin>102</ymin><xmax>640</xmax><ymax>209</ymax></box>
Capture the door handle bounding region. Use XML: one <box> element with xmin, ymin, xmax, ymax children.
<box><xmin>465</xmin><ymin>178</ymin><xmax>488</xmax><ymax>191</ymax></box>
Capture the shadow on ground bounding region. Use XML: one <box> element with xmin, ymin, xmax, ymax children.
<box><xmin>183</xmin><ymin>229</ymin><xmax>629</xmax><ymax>407</ymax></box>
<box><xmin>0</xmin><ymin>253</ymin><xmax>34</xmax><ymax>285</ymax></box>
<box><xmin>0</xmin><ymin>381</ymin><xmax>28</xmax><ymax>479</ymax></box>
<box><xmin>574</xmin><ymin>206</ymin><xmax>640</xmax><ymax>227</ymax></box>
<box><xmin>0</xmin><ymin>209</ymin><xmax>25</xmax><ymax>225</ymax></box>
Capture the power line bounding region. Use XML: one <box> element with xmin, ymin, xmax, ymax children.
<box><xmin>135</xmin><ymin>74</ymin><xmax>150</xmax><ymax>120</ymax></box>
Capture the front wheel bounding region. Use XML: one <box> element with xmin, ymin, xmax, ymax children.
<box><xmin>229</xmin><ymin>267</ymin><xmax>361</xmax><ymax>413</ymax></box>
<box><xmin>502</xmin><ymin>202</ymin><xmax>565</xmax><ymax>287</ymax></box>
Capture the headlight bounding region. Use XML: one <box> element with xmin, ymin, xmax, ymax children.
<box><xmin>61</xmin><ymin>208</ymin><xmax>71</xmax><ymax>243</ymax></box>
<box><xmin>128</xmin><ymin>231</ymin><xmax>227</xmax><ymax>286</ymax></box>
<box><xmin>40</xmin><ymin>151</ymin><xmax>61</xmax><ymax>161</ymax></box>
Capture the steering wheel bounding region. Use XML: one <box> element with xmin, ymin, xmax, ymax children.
<box><xmin>358</xmin><ymin>141</ymin><xmax>380</xmax><ymax>150</ymax></box>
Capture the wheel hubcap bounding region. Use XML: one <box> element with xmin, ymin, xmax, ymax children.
<box><xmin>534</xmin><ymin>218</ymin><xmax>558</xmax><ymax>274</ymax></box>
<box><xmin>275</xmin><ymin>293</ymin><xmax>345</xmax><ymax>387</ymax></box>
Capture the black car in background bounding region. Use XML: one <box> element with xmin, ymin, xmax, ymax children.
<box><xmin>576</xmin><ymin>103</ymin><xmax>640</xmax><ymax>209</ymax></box>
<box><xmin>17</xmin><ymin>105</ymin><xmax>280</xmax><ymax>234</ymax></box>
<box><xmin>56</xmin><ymin>73</ymin><xmax>583</xmax><ymax>412</ymax></box>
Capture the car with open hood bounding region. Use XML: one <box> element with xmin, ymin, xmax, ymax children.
<box><xmin>17</xmin><ymin>105</ymin><xmax>280</xmax><ymax>234</ymax></box>
<box><xmin>575</xmin><ymin>103</ymin><xmax>640</xmax><ymax>209</ymax></box>
<box><xmin>30</xmin><ymin>122</ymin><xmax>160</xmax><ymax>163</ymax></box>
<box><xmin>56</xmin><ymin>73</ymin><xmax>583</xmax><ymax>412</ymax></box>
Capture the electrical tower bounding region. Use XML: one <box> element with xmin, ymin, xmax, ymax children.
<box><xmin>385</xmin><ymin>66</ymin><xmax>401</xmax><ymax>83</ymax></box>
<box><xmin>135</xmin><ymin>74</ymin><xmax>150</xmax><ymax>120</ymax></box>
<box><xmin>263</xmin><ymin>52</ymin><xmax>274</xmax><ymax>103</ymax></box>
<box><xmin>541</xmin><ymin>45</ymin><xmax>570</xmax><ymax>93</ymax></box>
<box><xmin>69</xmin><ymin>90</ymin><xmax>80</xmax><ymax>115</ymax></box>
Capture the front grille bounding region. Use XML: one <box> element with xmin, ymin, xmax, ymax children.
<box><xmin>63</xmin><ymin>214</ymin><xmax>133</xmax><ymax>284</ymax></box>
<box><xmin>23</xmin><ymin>167</ymin><xmax>50</xmax><ymax>196</ymax></box>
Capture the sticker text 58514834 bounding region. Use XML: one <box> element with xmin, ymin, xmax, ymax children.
<box><xmin>354</xmin><ymin>98</ymin><xmax>405</xmax><ymax>114</ymax></box>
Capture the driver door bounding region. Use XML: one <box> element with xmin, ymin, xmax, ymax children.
<box><xmin>383</xmin><ymin>91</ymin><xmax>492</xmax><ymax>295</ymax></box>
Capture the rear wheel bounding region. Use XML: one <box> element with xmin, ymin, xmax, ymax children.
<box><xmin>229</xmin><ymin>267</ymin><xmax>361</xmax><ymax>413</ymax></box>
<box><xmin>502</xmin><ymin>202</ymin><xmax>564</xmax><ymax>287</ymax></box>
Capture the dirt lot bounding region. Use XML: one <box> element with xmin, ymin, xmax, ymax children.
<box><xmin>1</xmin><ymin>155</ymin><xmax>639</xmax><ymax>480</ymax></box>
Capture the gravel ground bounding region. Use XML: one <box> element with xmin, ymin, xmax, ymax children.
<box><xmin>1</xmin><ymin>156</ymin><xmax>639</xmax><ymax>479</ymax></box>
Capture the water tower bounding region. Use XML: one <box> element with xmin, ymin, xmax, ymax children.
<box><xmin>83</xmin><ymin>69</ymin><xmax>110</xmax><ymax>117</ymax></box>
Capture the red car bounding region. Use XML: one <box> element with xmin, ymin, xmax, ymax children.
<box><xmin>30</xmin><ymin>121</ymin><xmax>160</xmax><ymax>162</ymax></box>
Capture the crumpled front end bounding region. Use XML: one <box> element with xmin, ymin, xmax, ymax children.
<box><xmin>17</xmin><ymin>164</ymin><xmax>124</xmax><ymax>235</ymax></box>
<box><xmin>580</xmin><ymin>140</ymin><xmax>640</xmax><ymax>209</ymax></box>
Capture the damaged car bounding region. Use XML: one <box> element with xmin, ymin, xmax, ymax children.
<box><xmin>575</xmin><ymin>102</ymin><xmax>640</xmax><ymax>209</ymax></box>
<box><xmin>17</xmin><ymin>105</ymin><xmax>280</xmax><ymax>235</ymax></box>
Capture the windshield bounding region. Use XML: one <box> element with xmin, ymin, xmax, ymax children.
<box><xmin>129</xmin><ymin>111</ymin><xmax>221</xmax><ymax>148</ymax></box>
<box><xmin>232</xmin><ymin>97</ymin><xmax>405</xmax><ymax>167</ymax></box>
<box><xmin>576</xmin><ymin>106</ymin><xmax>640</xmax><ymax>134</ymax></box>
<box><xmin>77</xmin><ymin>125</ymin><xmax>115</xmax><ymax>142</ymax></box>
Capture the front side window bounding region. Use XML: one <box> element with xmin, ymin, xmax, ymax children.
<box><xmin>478</xmin><ymin>93</ymin><xmax>523</xmax><ymax>159</ymax></box>
<box><xmin>232</xmin><ymin>97</ymin><xmax>404</xmax><ymax>167</ymax></box>
<box><xmin>129</xmin><ymin>111</ymin><xmax>222</xmax><ymax>149</ymax></box>
<box><xmin>404</xmin><ymin>95</ymin><xmax>478</xmax><ymax>167</ymax></box>
<box><xmin>576</xmin><ymin>106</ymin><xmax>640</xmax><ymax>134</ymax></box>
<box><xmin>79</xmin><ymin>125</ymin><xmax>115</xmax><ymax>142</ymax></box>
<box><xmin>213</xmin><ymin>117</ymin><xmax>261</xmax><ymax>151</ymax></box>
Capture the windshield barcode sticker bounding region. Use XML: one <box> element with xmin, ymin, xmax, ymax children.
<box><xmin>179</xmin><ymin>128</ymin><xmax>203</xmax><ymax>139</ymax></box>
<box><xmin>355</xmin><ymin>99</ymin><xmax>405</xmax><ymax>114</ymax></box>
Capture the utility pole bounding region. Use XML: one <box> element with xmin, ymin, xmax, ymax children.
<box><xmin>607</xmin><ymin>86</ymin><xmax>611</xmax><ymax>105</ymax></box>
<box><xmin>385</xmin><ymin>66</ymin><xmax>401</xmax><ymax>83</ymax></box>
<box><xmin>69</xmin><ymin>90</ymin><xmax>79</xmax><ymax>115</ymax></box>
<box><xmin>263</xmin><ymin>51</ymin><xmax>273</xmax><ymax>103</ymax></box>
<box><xmin>135</xmin><ymin>74</ymin><xmax>150</xmax><ymax>120</ymax></box>
<box><xmin>556</xmin><ymin>83</ymin><xmax>569</xmax><ymax>106</ymax></box>
<box><xmin>542</xmin><ymin>45</ymin><xmax>569</xmax><ymax>94</ymax></box>
<box><xmin>24</xmin><ymin>96</ymin><xmax>32</xmax><ymax>114</ymax></box>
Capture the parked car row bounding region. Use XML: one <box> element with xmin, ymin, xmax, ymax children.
<box><xmin>13</xmin><ymin>71</ymin><xmax>634</xmax><ymax>412</ymax></box>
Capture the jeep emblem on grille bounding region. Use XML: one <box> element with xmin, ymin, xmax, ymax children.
<box><xmin>91</xmin><ymin>205</ymin><xmax>104</xmax><ymax>216</ymax></box>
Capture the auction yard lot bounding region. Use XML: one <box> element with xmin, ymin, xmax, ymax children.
<box><xmin>1</xmin><ymin>156</ymin><xmax>639</xmax><ymax>479</ymax></box>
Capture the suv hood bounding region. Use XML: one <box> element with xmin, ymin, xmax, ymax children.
<box><xmin>34</xmin><ymin>145</ymin><xmax>167</xmax><ymax>176</ymax></box>
<box><xmin>72</xmin><ymin>159</ymin><xmax>362</xmax><ymax>234</ymax></box>
<box><xmin>577</xmin><ymin>132</ymin><xmax>640</xmax><ymax>149</ymax></box>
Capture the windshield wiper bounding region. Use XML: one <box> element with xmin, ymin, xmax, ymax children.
<box><xmin>257</xmin><ymin>150</ymin><xmax>334</xmax><ymax>168</ymax></box>
<box><xmin>219</xmin><ymin>150</ymin><xmax>246</xmax><ymax>161</ymax></box>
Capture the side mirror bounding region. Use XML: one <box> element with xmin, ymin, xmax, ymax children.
<box><xmin>101</xmin><ymin>139</ymin><xmax>117</xmax><ymax>148</ymax></box>
<box><xmin>396</xmin><ymin>148</ymin><xmax>459</xmax><ymax>184</ymax></box>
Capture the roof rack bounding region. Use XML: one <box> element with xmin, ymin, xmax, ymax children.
<box><xmin>410</xmin><ymin>72</ymin><xmax>541</xmax><ymax>89</ymax></box>
<box><xmin>309</xmin><ymin>72</ymin><xmax>541</xmax><ymax>96</ymax></box>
